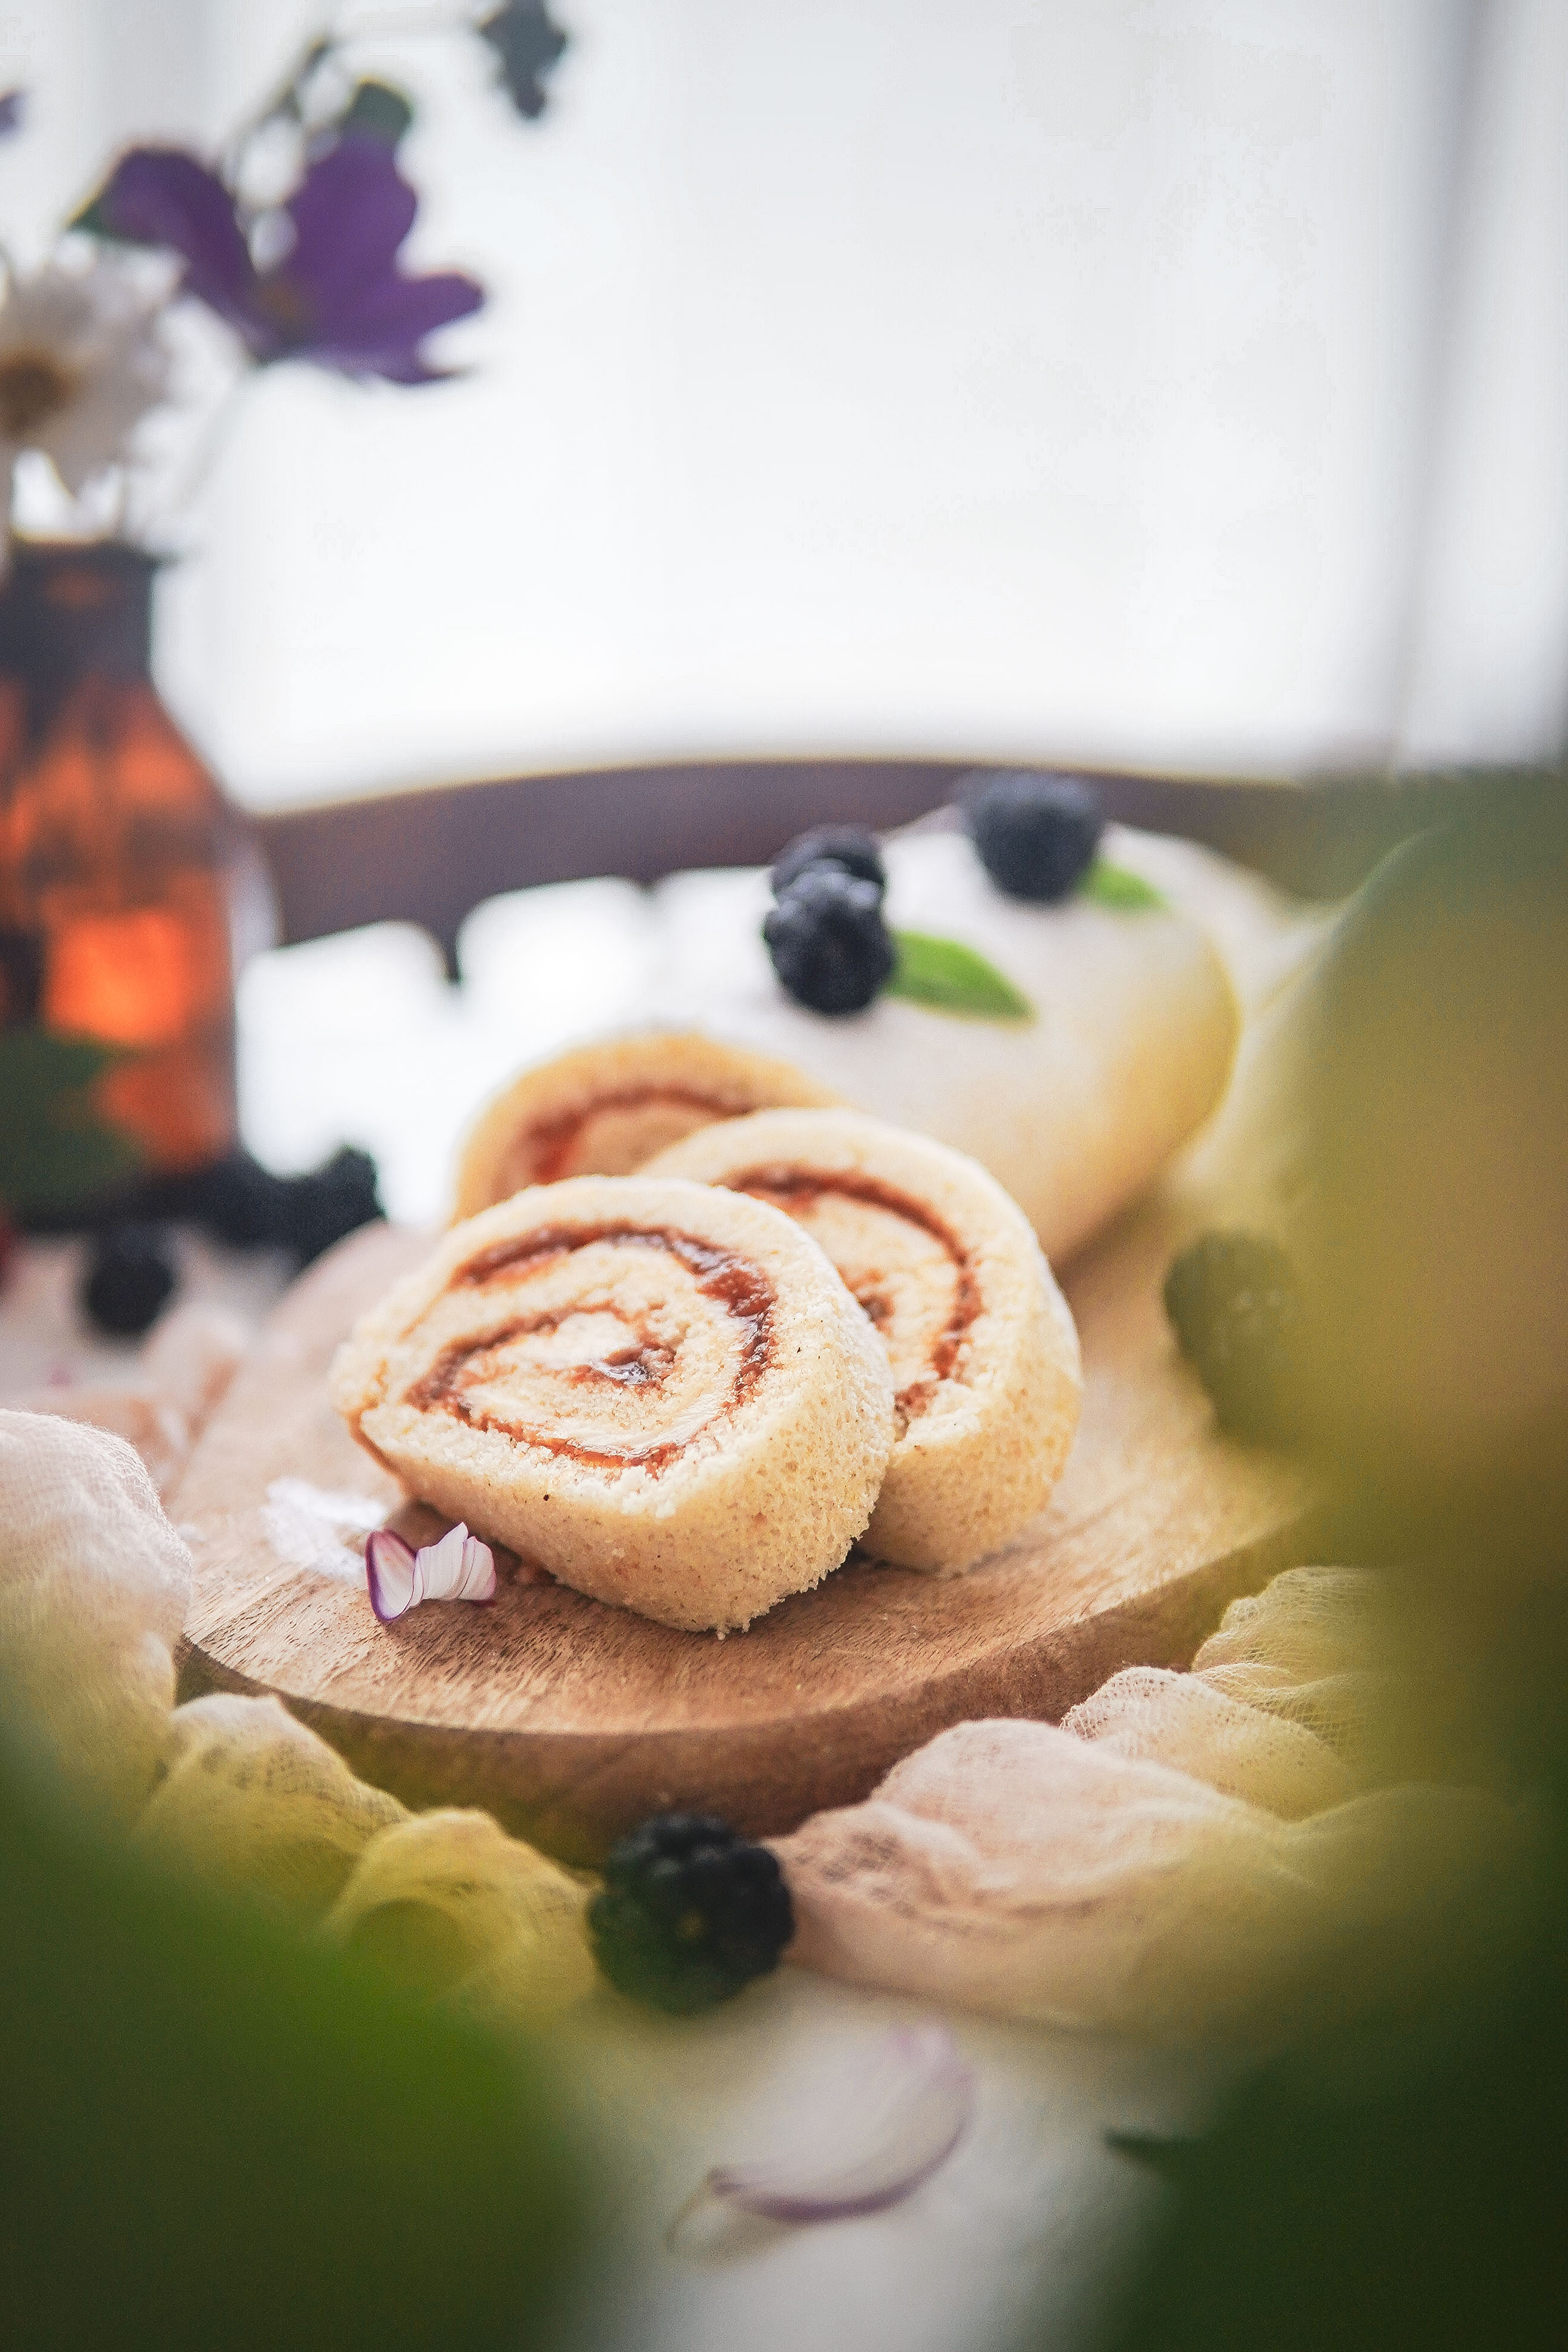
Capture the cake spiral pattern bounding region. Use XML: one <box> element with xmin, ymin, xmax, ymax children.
<box><xmin>647</xmin><ymin>1110</ymin><xmax>1082</xmax><ymax>1573</ymax></box>
<box><xmin>330</xmin><ymin>1175</ymin><xmax>896</xmax><ymax>1633</ymax></box>
<box><xmin>454</xmin><ymin>1032</ymin><xmax>840</xmax><ymax>1219</ymax></box>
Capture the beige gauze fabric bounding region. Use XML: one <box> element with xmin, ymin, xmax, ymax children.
<box><xmin>323</xmin><ymin>1809</ymin><xmax>596</xmax><ymax>2025</ymax></box>
<box><xmin>130</xmin><ymin>1692</ymin><xmax>409</xmax><ymax>1923</ymax></box>
<box><xmin>0</xmin><ymin>1409</ymin><xmax>592</xmax><ymax>2023</ymax></box>
<box><xmin>776</xmin><ymin>1568</ymin><xmax>1535</xmax><ymax>2042</ymax></box>
<box><xmin>0</xmin><ymin>1407</ymin><xmax>192</xmax><ymax>1824</ymax></box>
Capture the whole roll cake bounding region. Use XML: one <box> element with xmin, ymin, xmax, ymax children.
<box><xmin>454</xmin><ymin>826</ymin><xmax>1240</xmax><ymax>1267</ymax></box>
<box><xmin>651</xmin><ymin>827</ymin><xmax>1239</xmax><ymax>1265</ymax></box>
<box><xmin>329</xmin><ymin>1175</ymin><xmax>896</xmax><ymax>1633</ymax></box>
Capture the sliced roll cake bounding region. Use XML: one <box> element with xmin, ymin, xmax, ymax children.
<box><xmin>647</xmin><ymin>1109</ymin><xmax>1082</xmax><ymax>1573</ymax></box>
<box><xmin>329</xmin><ymin>1174</ymin><xmax>895</xmax><ymax>1634</ymax></box>
<box><xmin>454</xmin><ymin>1031</ymin><xmax>840</xmax><ymax>1220</ymax></box>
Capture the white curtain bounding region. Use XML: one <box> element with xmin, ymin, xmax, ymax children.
<box><xmin>9</xmin><ymin>0</ymin><xmax>1568</xmax><ymax>808</ymax></box>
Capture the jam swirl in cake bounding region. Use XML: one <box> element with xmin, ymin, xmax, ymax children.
<box><xmin>725</xmin><ymin>1167</ymin><xmax>980</xmax><ymax>1425</ymax></box>
<box><xmin>405</xmin><ymin>1222</ymin><xmax>775</xmax><ymax>1471</ymax></box>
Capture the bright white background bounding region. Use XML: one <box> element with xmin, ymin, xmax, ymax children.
<box><xmin>4</xmin><ymin>0</ymin><xmax>1567</xmax><ymax>803</ymax></box>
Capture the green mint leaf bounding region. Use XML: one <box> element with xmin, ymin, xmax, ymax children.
<box><xmin>1079</xmin><ymin>858</ymin><xmax>1167</xmax><ymax>911</ymax></box>
<box><xmin>885</xmin><ymin>930</ymin><xmax>1034</xmax><ymax>1022</ymax></box>
<box><xmin>0</xmin><ymin>1029</ymin><xmax>143</xmax><ymax>1216</ymax></box>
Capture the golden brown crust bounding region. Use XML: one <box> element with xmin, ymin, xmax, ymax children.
<box><xmin>452</xmin><ymin>1032</ymin><xmax>841</xmax><ymax>1221</ymax></box>
<box><xmin>330</xmin><ymin>1174</ymin><xmax>895</xmax><ymax>1633</ymax></box>
<box><xmin>645</xmin><ymin>1109</ymin><xmax>1082</xmax><ymax>1572</ymax></box>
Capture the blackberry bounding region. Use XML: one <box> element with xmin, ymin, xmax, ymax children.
<box><xmin>145</xmin><ymin>1146</ymin><xmax>384</xmax><ymax>1266</ymax></box>
<box><xmin>770</xmin><ymin>825</ymin><xmax>887</xmax><ymax>901</ymax></box>
<box><xmin>587</xmin><ymin>1812</ymin><xmax>794</xmax><ymax>2014</ymax></box>
<box><xmin>763</xmin><ymin>866</ymin><xmax>896</xmax><ymax>1015</ymax></box>
<box><xmin>277</xmin><ymin>1147</ymin><xmax>384</xmax><ymax>1268</ymax></box>
<box><xmin>168</xmin><ymin>1150</ymin><xmax>294</xmax><ymax>1247</ymax></box>
<box><xmin>1163</xmin><ymin>1231</ymin><xmax>1305</xmax><ymax>1442</ymax></box>
<box><xmin>82</xmin><ymin>1222</ymin><xmax>177</xmax><ymax>1337</ymax></box>
<box><xmin>965</xmin><ymin>770</ymin><xmax>1105</xmax><ymax>902</ymax></box>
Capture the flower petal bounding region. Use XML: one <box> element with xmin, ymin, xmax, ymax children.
<box><xmin>283</xmin><ymin>135</ymin><xmax>418</xmax><ymax>318</ymax></box>
<box><xmin>91</xmin><ymin>148</ymin><xmax>261</xmax><ymax>333</ymax></box>
<box><xmin>673</xmin><ymin>2025</ymin><xmax>973</xmax><ymax>2245</ymax></box>
<box><xmin>288</xmin><ymin>269</ymin><xmax>485</xmax><ymax>384</ymax></box>
<box><xmin>0</xmin><ymin>256</ymin><xmax>174</xmax><ymax>491</ymax></box>
<box><xmin>365</xmin><ymin>1527</ymin><xmax>417</xmax><ymax>1623</ymax></box>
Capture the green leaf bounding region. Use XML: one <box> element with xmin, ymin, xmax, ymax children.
<box><xmin>68</xmin><ymin>188</ymin><xmax>123</xmax><ymax>241</ymax></box>
<box><xmin>885</xmin><ymin>930</ymin><xmax>1034</xmax><ymax>1022</ymax></box>
<box><xmin>1104</xmin><ymin>2130</ymin><xmax>1207</xmax><ymax>2180</ymax></box>
<box><xmin>1079</xmin><ymin>858</ymin><xmax>1168</xmax><ymax>911</ymax></box>
<box><xmin>338</xmin><ymin>80</ymin><xmax>415</xmax><ymax>146</ymax></box>
<box><xmin>0</xmin><ymin>1030</ymin><xmax>143</xmax><ymax>1217</ymax></box>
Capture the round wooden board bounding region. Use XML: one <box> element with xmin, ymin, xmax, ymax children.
<box><xmin>175</xmin><ymin>1206</ymin><xmax>1319</xmax><ymax>1863</ymax></box>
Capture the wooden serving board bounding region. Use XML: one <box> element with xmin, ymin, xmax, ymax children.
<box><xmin>175</xmin><ymin>1206</ymin><xmax>1319</xmax><ymax>1863</ymax></box>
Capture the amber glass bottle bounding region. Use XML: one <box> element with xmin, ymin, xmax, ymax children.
<box><xmin>0</xmin><ymin>541</ymin><xmax>248</xmax><ymax>1208</ymax></box>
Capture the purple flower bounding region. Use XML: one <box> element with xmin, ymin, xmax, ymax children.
<box><xmin>87</xmin><ymin>137</ymin><xmax>483</xmax><ymax>384</ymax></box>
<box><xmin>0</xmin><ymin>89</ymin><xmax>24</xmax><ymax>137</ymax></box>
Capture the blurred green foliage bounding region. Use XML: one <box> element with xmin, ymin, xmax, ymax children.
<box><xmin>1098</xmin><ymin>1587</ymin><xmax>1568</xmax><ymax>2352</ymax></box>
<box><xmin>0</xmin><ymin>1030</ymin><xmax>140</xmax><ymax>1216</ymax></box>
<box><xmin>0</xmin><ymin>1732</ymin><xmax>597</xmax><ymax>2352</ymax></box>
<box><xmin>1046</xmin><ymin>783</ymin><xmax>1568</xmax><ymax>2352</ymax></box>
<box><xmin>1298</xmin><ymin>776</ymin><xmax>1568</xmax><ymax>1555</ymax></box>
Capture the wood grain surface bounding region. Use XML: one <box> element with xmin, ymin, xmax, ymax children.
<box><xmin>175</xmin><ymin>1206</ymin><xmax>1319</xmax><ymax>1863</ymax></box>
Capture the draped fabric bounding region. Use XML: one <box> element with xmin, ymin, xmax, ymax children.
<box><xmin>2</xmin><ymin>1406</ymin><xmax>1530</xmax><ymax>2047</ymax></box>
<box><xmin>0</xmin><ymin>1409</ymin><xmax>596</xmax><ymax>2020</ymax></box>
<box><xmin>776</xmin><ymin>1570</ymin><xmax>1534</xmax><ymax>2041</ymax></box>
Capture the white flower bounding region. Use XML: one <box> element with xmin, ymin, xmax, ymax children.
<box><xmin>0</xmin><ymin>255</ymin><xmax>173</xmax><ymax>496</ymax></box>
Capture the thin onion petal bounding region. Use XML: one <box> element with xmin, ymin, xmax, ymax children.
<box><xmin>418</xmin><ymin>1521</ymin><xmax>497</xmax><ymax>1604</ymax></box>
<box><xmin>455</xmin><ymin>1530</ymin><xmax>497</xmax><ymax>1601</ymax></box>
<box><xmin>365</xmin><ymin>1527</ymin><xmax>416</xmax><ymax>1622</ymax></box>
<box><xmin>365</xmin><ymin>1523</ymin><xmax>497</xmax><ymax>1622</ymax></box>
<box><xmin>675</xmin><ymin>2025</ymin><xmax>973</xmax><ymax>2240</ymax></box>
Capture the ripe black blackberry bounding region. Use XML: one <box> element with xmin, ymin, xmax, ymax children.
<box><xmin>277</xmin><ymin>1147</ymin><xmax>384</xmax><ymax>1267</ymax></box>
<box><xmin>1163</xmin><ymin>1230</ymin><xmax>1305</xmax><ymax>1441</ymax></box>
<box><xmin>770</xmin><ymin>824</ymin><xmax>887</xmax><ymax>901</ymax></box>
<box><xmin>965</xmin><ymin>770</ymin><xmax>1104</xmax><ymax>902</ymax></box>
<box><xmin>588</xmin><ymin>1812</ymin><xmax>794</xmax><ymax>2014</ymax></box>
<box><xmin>763</xmin><ymin>865</ymin><xmax>896</xmax><ymax>1015</ymax></box>
<box><xmin>82</xmin><ymin>1223</ymin><xmax>177</xmax><ymax>1337</ymax></box>
<box><xmin>146</xmin><ymin>1145</ymin><xmax>384</xmax><ymax>1266</ymax></box>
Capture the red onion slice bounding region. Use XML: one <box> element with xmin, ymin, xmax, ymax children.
<box><xmin>414</xmin><ymin>1521</ymin><xmax>497</xmax><ymax>1603</ymax></box>
<box><xmin>366</xmin><ymin>1528</ymin><xmax>417</xmax><ymax>1622</ymax></box>
<box><xmin>366</xmin><ymin>1523</ymin><xmax>496</xmax><ymax>1622</ymax></box>
<box><xmin>672</xmin><ymin>2024</ymin><xmax>973</xmax><ymax>2245</ymax></box>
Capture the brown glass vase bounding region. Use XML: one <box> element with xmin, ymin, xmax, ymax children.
<box><xmin>0</xmin><ymin>540</ymin><xmax>254</xmax><ymax>1220</ymax></box>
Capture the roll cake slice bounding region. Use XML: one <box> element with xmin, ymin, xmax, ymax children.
<box><xmin>454</xmin><ymin>1031</ymin><xmax>840</xmax><ymax>1221</ymax></box>
<box><xmin>646</xmin><ymin>1109</ymin><xmax>1082</xmax><ymax>1573</ymax></box>
<box><xmin>329</xmin><ymin>1175</ymin><xmax>895</xmax><ymax>1634</ymax></box>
